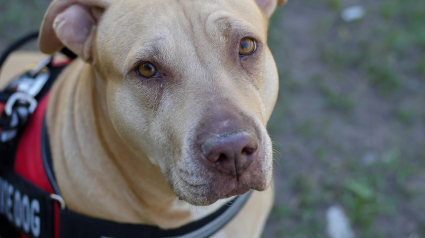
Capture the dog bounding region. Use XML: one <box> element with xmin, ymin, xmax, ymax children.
<box><xmin>0</xmin><ymin>0</ymin><xmax>286</xmax><ymax>237</ymax></box>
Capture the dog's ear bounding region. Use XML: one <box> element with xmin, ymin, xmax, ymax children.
<box><xmin>255</xmin><ymin>0</ymin><xmax>288</xmax><ymax>18</ymax></box>
<box><xmin>38</xmin><ymin>0</ymin><xmax>109</xmax><ymax>62</ymax></box>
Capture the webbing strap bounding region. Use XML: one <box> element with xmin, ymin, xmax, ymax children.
<box><xmin>58</xmin><ymin>192</ymin><xmax>251</xmax><ymax>238</ymax></box>
<box><xmin>0</xmin><ymin>168</ymin><xmax>55</xmax><ymax>238</ymax></box>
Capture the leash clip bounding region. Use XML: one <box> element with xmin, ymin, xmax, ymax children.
<box><xmin>29</xmin><ymin>56</ymin><xmax>52</xmax><ymax>78</ymax></box>
<box><xmin>4</xmin><ymin>92</ymin><xmax>38</xmax><ymax>116</ymax></box>
<box><xmin>17</xmin><ymin>57</ymin><xmax>52</xmax><ymax>97</ymax></box>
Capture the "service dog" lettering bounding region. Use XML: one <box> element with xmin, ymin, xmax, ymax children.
<box><xmin>0</xmin><ymin>176</ymin><xmax>41</xmax><ymax>237</ymax></box>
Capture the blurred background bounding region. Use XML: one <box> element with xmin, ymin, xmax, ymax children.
<box><xmin>0</xmin><ymin>0</ymin><xmax>424</xmax><ymax>237</ymax></box>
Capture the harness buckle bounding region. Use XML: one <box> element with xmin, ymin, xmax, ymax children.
<box><xmin>17</xmin><ymin>57</ymin><xmax>52</xmax><ymax>97</ymax></box>
<box><xmin>29</xmin><ymin>56</ymin><xmax>52</xmax><ymax>78</ymax></box>
<box><xmin>4</xmin><ymin>92</ymin><xmax>38</xmax><ymax>116</ymax></box>
<box><xmin>0</xmin><ymin>58</ymin><xmax>51</xmax><ymax>144</ymax></box>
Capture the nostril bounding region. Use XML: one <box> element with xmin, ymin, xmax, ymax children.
<box><xmin>242</xmin><ymin>146</ymin><xmax>257</xmax><ymax>155</ymax></box>
<box><xmin>218</xmin><ymin>153</ymin><xmax>227</xmax><ymax>161</ymax></box>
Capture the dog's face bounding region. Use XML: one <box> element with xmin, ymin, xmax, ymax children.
<box><xmin>39</xmin><ymin>0</ymin><xmax>281</xmax><ymax>205</ymax></box>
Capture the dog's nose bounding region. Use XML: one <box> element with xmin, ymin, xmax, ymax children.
<box><xmin>201</xmin><ymin>132</ymin><xmax>258</xmax><ymax>177</ymax></box>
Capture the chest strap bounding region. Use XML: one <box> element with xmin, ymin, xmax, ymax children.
<box><xmin>1</xmin><ymin>161</ymin><xmax>251</xmax><ymax>238</ymax></box>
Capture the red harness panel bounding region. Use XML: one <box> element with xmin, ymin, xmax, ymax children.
<box><xmin>12</xmin><ymin>94</ymin><xmax>60</xmax><ymax>238</ymax></box>
<box><xmin>14</xmin><ymin>94</ymin><xmax>52</xmax><ymax>194</ymax></box>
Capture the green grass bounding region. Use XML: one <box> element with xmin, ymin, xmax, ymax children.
<box><xmin>272</xmin><ymin>150</ymin><xmax>419</xmax><ymax>237</ymax></box>
<box><xmin>395</xmin><ymin>109</ymin><xmax>416</xmax><ymax>125</ymax></box>
<box><xmin>366</xmin><ymin>62</ymin><xmax>401</xmax><ymax>97</ymax></box>
<box><xmin>269</xmin><ymin>149</ymin><xmax>420</xmax><ymax>237</ymax></box>
<box><xmin>0</xmin><ymin>0</ymin><xmax>48</xmax><ymax>51</ymax></box>
<box><xmin>317</xmin><ymin>0</ymin><xmax>425</xmax><ymax>99</ymax></box>
<box><xmin>322</xmin><ymin>87</ymin><xmax>354</xmax><ymax>112</ymax></box>
<box><xmin>417</xmin><ymin>57</ymin><xmax>425</xmax><ymax>82</ymax></box>
<box><xmin>271</xmin><ymin>176</ymin><xmax>329</xmax><ymax>238</ymax></box>
<box><xmin>379</xmin><ymin>1</ymin><xmax>398</xmax><ymax>20</ymax></box>
<box><xmin>329</xmin><ymin>0</ymin><xmax>342</xmax><ymax>11</ymax></box>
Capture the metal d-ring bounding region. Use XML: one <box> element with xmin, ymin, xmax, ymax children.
<box><xmin>50</xmin><ymin>194</ymin><xmax>66</xmax><ymax>210</ymax></box>
<box><xmin>4</xmin><ymin>92</ymin><xmax>38</xmax><ymax>116</ymax></box>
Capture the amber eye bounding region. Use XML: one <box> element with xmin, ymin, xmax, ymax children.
<box><xmin>239</xmin><ymin>38</ymin><xmax>257</xmax><ymax>56</ymax></box>
<box><xmin>137</xmin><ymin>63</ymin><xmax>157</xmax><ymax>78</ymax></box>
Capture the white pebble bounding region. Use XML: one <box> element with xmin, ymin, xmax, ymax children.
<box><xmin>327</xmin><ymin>205</ymin><xmax>355</xmax><ymax>238</ymax></box>
<box><xmin>341</xmin><ymin>6</ymin><xmax>365</xmax><ymax>22</ymax></box>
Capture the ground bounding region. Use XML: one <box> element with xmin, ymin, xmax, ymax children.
<box><xmin>1</xmin><ymin>0</ymin><xmax>424</xmax><ymax>237</ymax></box>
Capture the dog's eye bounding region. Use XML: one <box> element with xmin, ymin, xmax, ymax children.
<box><xmin>137</xmin><ymin>63</ymin><xmax>157</xmax><ymax>78</ymax></box>
<box><xmin>239</xmin><ymin>38</ymin><xmax>257</xmax><ymax>56</ymax></box>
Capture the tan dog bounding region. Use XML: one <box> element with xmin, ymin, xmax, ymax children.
<box><xmin>0</xmin><ymin>0</ymin><xmax>286</xmax><ymax>237</ymax></box>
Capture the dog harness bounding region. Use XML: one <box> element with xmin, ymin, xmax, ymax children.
<box><xmin>0</xmin><ymin>33</ymin><xmax>251</xmax><ymax>238</ymax></box>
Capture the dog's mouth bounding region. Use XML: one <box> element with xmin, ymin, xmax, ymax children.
<box><xmin>171</xmin><ymin>136</ymin><xmax>272</xmax><ymax>206</ymax></box>
<box><xmin>160</xmin><ymin>105</ymin><xmax>273</xmax><ymax>205</ymax></box>
<box><xmin>174</xmin><ymin>169</ymin><xmax>252</xmax><ymax>204</ymax></box>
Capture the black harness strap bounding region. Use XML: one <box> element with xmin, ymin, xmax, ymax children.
<box><xmin>0</xmin><ymin>32</ymin><xmax>71</xmax><ymax>238</ymax></box>
<box><xmin>0</xmin><ymin>216</ymin><xmax>20</xmax><ymax>238</ymax></box>
<box><xmin>58</xmin><ymin>193</ymin><xmax>251</xmax><ymax>238</ymax></box>
<box><xmin>0</xmin><ymin>168</ymin><xmax>55</xmax><ymax>238</ymax></box>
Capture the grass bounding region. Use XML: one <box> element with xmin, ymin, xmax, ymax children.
<box><xmin>316</xmin><ymin>0</ymin><xmax>425</xmax><ymax>99</ymax></box>
<box><xmin>395</xmin><ymin>109</ymin><xmax>416</xmax><ymax>125</ymax></box>
<box><xmin>0</xmin><ymin>0</ymin><xmax>48</xmax><ymax>52</ymax></box>
<box><xmin>366</xmin><ymin>62</ymin><xmax>401</xmax><ymax>97</ymax></box>
<box><xmin>322</xmin><ymin>87</ymin><xmax>354</xmax><ymax>112</ymax></box>
<box><xmin>417</xmin><ymin>58</ymin><xmax>425</xmax><ymax>81</ymax></box>
<box><xmin>269</xmin><ymin>148</ymin><xmax>422</xmax><ymax>237</ymax></box>
<box><xmin>270</xmin><ymin>175</ymin><xmax>329</xmax><ymax>238</ymax></box>
<box><xmin>328</xmin><ymin>0</ymin><xmax>341</xmax><ymax>11</ymax></box>
<box><xmin>265</xmin><ymin>0</ymin><xmax>425</xmax><ymax>237</ymax></box>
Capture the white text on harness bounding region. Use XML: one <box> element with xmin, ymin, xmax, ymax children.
<box><xmin>0</xmin><ymin>176</ymin><xmax>41</xmax><ymax>237</ymax></box>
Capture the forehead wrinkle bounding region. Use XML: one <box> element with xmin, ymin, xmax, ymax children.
<box><xmin>205</xmin><ymin>12</ymin><xmax>265</xmax><ymax>43</ymax></box>
<box><xmin>124</xmin><ymin>33</ymin><xmax>175</xmax><ymax>71</ymax></box>
<box><xmin>122</xmin><ymin>3</ymin><xmax>192</xmax><ymax>73</ymax></box>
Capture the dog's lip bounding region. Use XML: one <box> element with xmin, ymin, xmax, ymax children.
<box><xmin>178</xmin><ymin>168</ymin><xmax>250</xmax><ymax>198</ymax></box>
<box><xmin>223</xmin><ymin>186</ymin><xmax>250</xmax><ymax>198</ymax></box>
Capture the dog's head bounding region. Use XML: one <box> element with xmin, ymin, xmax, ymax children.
<box><xmin>39</xmin><ymin>0</ymin><xmax>284</xmax><ymax>206</ymax></box>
